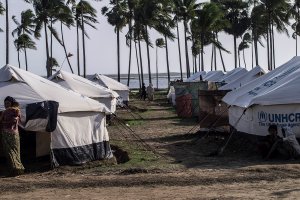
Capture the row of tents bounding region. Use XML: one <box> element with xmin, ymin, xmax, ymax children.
<box><xmin>0</xmin><ymin>65</ymin><xmax>130</xmax><ymax>167</ymax></box>
<box><xmin>168</xmin><ymin>56</ymin><xmax>300</xmax><ymax>137</ymax></box>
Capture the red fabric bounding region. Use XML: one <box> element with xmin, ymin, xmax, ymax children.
<box><xmin>1</xmin><ymin>108</ymin><xmax>20</xmax><ymax>133</ymax></box>
<box><xmin>176</xmin><ymin>94</ymin><xmax>192</xmax><ymax>118</ymax></box>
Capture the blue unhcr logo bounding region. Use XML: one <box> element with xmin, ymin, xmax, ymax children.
<box><xmin>258</xmin><ymin>111</ymin><xmax>300</xmax><ymax>123</ymax></box>
<box><xmin>258</xmin><ymin>111</ymin><xmax>268</xmax><ymax>122</ymax></box>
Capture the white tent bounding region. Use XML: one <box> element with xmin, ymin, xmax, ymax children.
<box><xmin>184</xmin><ymin>71</ymin><xmax>206</xmax><ymax>82</ymax></box>
<box><xmin>219</xmin><ymin>68</ymin><xmax>248</xmax><ymax>84</ymax></box>
<box><xmin>203</xmin><ymin>71</ymin><xmax>225</xmax><ymax>82</ymax></box>
<box><xmin>223</xmin><ymin>57</ymin><xmax>300</xmax><ymax>137</ymax></box>
<box><xmin>219</xmin><ymin>66</ymin><xmax>266</xmax><ymax>90</ymax></box>
<box><xmin>88</xmin><ymin>74</ymin><xmax>130</xmax><ymax>103</ymax></box>
<box><xmin>0</xmin><ymin>65</ymin><xmax>112</xmax><ymax>166</ymax></box>
<box><xmin>49</xmin><ymin>70</ymin><xmax>119</xmax><ymax>113</ymax></box>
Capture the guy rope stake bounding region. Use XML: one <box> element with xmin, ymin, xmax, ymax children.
<box><xmin>216</xmin><ymin>108</ymin><xmax>248</xmax><ymax>156</ymax></box>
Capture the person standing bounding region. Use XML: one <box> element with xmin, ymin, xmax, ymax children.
<box><xmin>141</xmin><ymin>83</ymin><xmax>147</xmax><ymax>100</ymax></box>
<box><xmin>0</xmin><ymin>96</ymin><xmax>25</xmax><ymax>176</ymax></box>
<box><xmin>147</xmin><ymin>83</ymin><xmax>154</xmax><ymax>101</ymax></box>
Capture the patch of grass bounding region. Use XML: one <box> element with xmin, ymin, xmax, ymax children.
<box><xmin>125</xmin><ymin>119</ymin><xmax>144</xmax><ymax>126</ymax></box>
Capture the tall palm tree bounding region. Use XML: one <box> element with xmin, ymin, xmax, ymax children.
<box><xmin>0</xmin><ymin>2</ymin><xmax>5</xmax><ymax>33</ymax></box>
<box><xmin>173</xmin><ymin>0</ymin><xmax>199</xmax><ymax>78</ymax></box>
<box><xmin>238</xmin><ymin>32</ymin><xmax>251</xmax><ymax>68</ymax></box>
<box><xmin>102</xmin><ymin>0</ymin><xmax>128</xmax><ymax>82</ymax></box>
<box><xmin>74</xmin><ymin>0</ymin><xmax>98</xmax><ymax>77</ymax></box>
<box><xmin>192</xmin><ymin>2</ymin><xmax>229</xmax><ymax>71</ymax></box>
<box><xmin>155</xmin><ymin>38</ymin><xmax>165</xmax><ymax>89</ymax></box>
<box><xmin>12</xmin><ymin>9</ymin><xmax>36</xmax><ymax>71</ymax></box>
<box><xmin>13</xmin><ymin>34</ymin><xmax>37</xmax><ymax>69</ymax></box>
<box><xmin>5</xmin><ymin>0</ymin><xmax>9</xmax><ymax>64</ymax></box>
<box><xmin>259</xmin><ymin>0</ymin><xmax>291</xmax><ymax>70</ymax></box>
<box><xmin>217</xmin><ymin>0</ymin><xmax>250</xmax><ymax>68</ymax></box>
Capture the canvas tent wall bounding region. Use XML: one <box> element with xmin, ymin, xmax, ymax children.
<box><xmin>184</xmin><ymin>71</ymin><xmax>206</xmax><ymax>82</ymax></box>
<box><xmin>173</xmin><ymin>82</ymin><xmax>208</xmax><ymax>117</ymax></box>
<box><xmin>219</xmin><ymin>66</ymin><xmax>266</xmax><ymax>90</ymax></box>
<box><xmin>88</xmin><ymin>74</ymin><xmax>130</xmax><ymax>103</ymax></box>
<box><xmin>223</xmin><ymin>57</ymin><xmax>300</xmax><ymax>137</ymax></box>
<box><xmin>49</xmin><ymin>70</ymin><xmax>119</xmax><ymax>113</ymax></box>
<box><xmin>0</xmin><ymin>65</ymin><xmax>112</xmax><ymax>166</ymax></box>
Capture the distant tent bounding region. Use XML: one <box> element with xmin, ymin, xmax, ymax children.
<box><xmin>0</xmin><ymin>65</ymin><xmax>112</xmax><ymax>166</ymax></box>
<box><xmin>88</xmin><ymin>74</ymin><xmax>130</xmax><ymax>103</ymax></box>
<box><xmin>223</xmin><ymin>57</ymin><xmax>300</xmax><ymax>137</ymax></box>
<box><xmin>219</xmin><ymin>68</ymin><xmax>248</xmax><ymax>84</ymax></box>
<box><xmin>49</xmin><ymin>70</ymin><xmax>119</xmax><ymax>113</ymax></box>
<box><xmin>220</xmin><ymin>66</ymin><xmax>265</xmax><ymax>90</ymax></box>
<box><xmin>203</xmin><ymin>71</ymin><xmax>225</xmax><ymax>82</ymax></box>
<box><xmin>184</xmin><ymin>71</ymin><xmax>206</xmax><ymax>82</ymax></box>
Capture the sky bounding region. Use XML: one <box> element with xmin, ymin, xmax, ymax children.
<box><xmin>0</xmin><ymin>0</ymin><xmax>297</xmax><ymax>77</ymax></box>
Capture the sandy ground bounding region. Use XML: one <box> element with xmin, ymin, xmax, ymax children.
<box><xmin>1</xmin><ymin>95</ymin><xmax>300</xmax><ymax>199</ymax></box>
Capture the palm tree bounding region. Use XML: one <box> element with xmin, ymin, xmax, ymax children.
<box><xmin>0</xmin><ymin>2</ymin><xmax>4</xmax><ymax>33</ymax></box>
<box><xmin>102</xmin><ymin>0</ymin><xmax>128</xmax><ymax>82</ymax></box>
<box><xmin>238</xmin><ymin>32</ymin><xmax>251</xmax><ymax>68</ymax></box>
<box><xmin>217</xmin><ymin>0</ymin><xmax>250</xmax><ymax>68</ymax></box>
<box><xmin>5</xmin><ymin>0</ymin><xmax>9</xmax><ymax>64</ymax></box>
<box><xmin>155</xmin><ymin>38</ymin><xmax>165</xmax><ymax>89</ymax></box>
<box><xmin>74</xmin><ymin>0</ymin><xmax>98</xmax><ymax>77</ymax></box>
<box><xmin>192</xmin><ymin>2</ymin><xmax>229</xmax><ymax>71</ymax></box>
<box><xmin>13</xmin><ymin>34</ymin><xmax>37</xmax><ymax>69</ymax></box>
<box><xmin>12</xmin><ymin>9</ymin><xmax>36</xmax><ymax>71</ymax></box>
<box><xmin>173</xmin><ymin>0</ymin><xmax>199</xmax><ymax>78</ymax></box>
<box><xmin>258</xmin><ymin>0</ymin><xmax>291</xmax><ymax>70</ymax></box>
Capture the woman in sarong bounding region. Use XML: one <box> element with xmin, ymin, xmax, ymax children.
<box><xmin>0</xmin><ymin>96</ymin><xmax>25</xmax><ymax>176</ymax></box>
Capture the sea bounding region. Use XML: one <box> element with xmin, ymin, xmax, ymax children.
<box><xmin>107</xmin><ymin>73</ymin><xmax>184</xmax><ymax>89</ymax></box>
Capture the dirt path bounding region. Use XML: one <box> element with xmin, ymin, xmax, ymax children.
<box><xmin>1</xmin><ymin>96</ymin><xmax>300</xmax><ymax>199</ymax></box>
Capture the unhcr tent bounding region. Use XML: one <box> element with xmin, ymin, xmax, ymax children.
<box><xmin>49</xmin><ymin>70</ymin><xmax>119</xmax><ymax>113</ymax></box>
<box><xmin>88</xmin><ymin>74</ymin><xmax>130</xmax><ymax>103</ymax></box>
<box><xmin>184</xmin><ymin>71</ymin><xmax>206</xmax><ymax>82</ymax></box>
<box><xmin>220</xmin><ymin>66</ymin><xmax>266</xmax><ymax>90</ymax></box>
<box><xmin>223</xmin><ymin>57</ymin><xmax>300</xmax><ymax>137</ymax></box>
<box><xmin>0</xmin><ymin>65</ymin><xmax>112</xmax><ymax>166</ymax></box>
<box><xmin>203</xmin><ymin>71</ymin><xmax>225</xmax><ymax>82</ymax></box>
<box><xmin>219</xmin><ymin>68</ymin><xmax>248</xmax><ymax>84</ymax></box>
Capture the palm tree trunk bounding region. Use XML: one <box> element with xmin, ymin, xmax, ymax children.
<box><xmin>176</xmin><ymin>21</ymin><xmax>183</xmax><ymax>80</ymax></box>
<box><xmin>210</xmin><ymin>46</ymin><xmax>214</xmax><ymax>71</ymax></box>
<box><xmin>5</xmin><ymin>0</ymin><xmax>9</xmax><ymax>64</ymax></box>
<box><xmin>61</xmin><ymin>22</ymin><xmax>73</xmax><ymax>73</ymax></box>
<box><xmin>234</xmin><ymin>35</ymin><xmax>237</xmax><ymax>68</ymax></box>
<box><xmin>272</xmin><ymin>24</ymin><xmax>275</xmax><ymax>69</ymax></box>
<box><xmin>183</xmin><ymin>20</ymin><xmax>190</xmax><ymax>77</ymax></box>
<box><xmin>243</xmin><ymin>49</ymin><xmax>246</xmax><ymax>69</ymax></box>
<box><xmin>254</xmin><ymin>38</ymin><xmax>259</xmax><ymax>66</ymax></box>
<box><xmin>194</xmin><ymin>56</ymin><xmax>197</xmax><ymax>72</ymax></box>
<box><xmin>17</xmin><ymin>50</ymin><xmax>20</xmax><ymax>68</ymax></box>
<box><xmin>24</xmin><ymin>48</ymin><xmax>28</xmax><ymax>71</ymax></box>
<box><xmin>81</xmin><ymin>16</ymin><xmax>87</xmax><ymax>78</ymax></box>
<box><xmin>44</xmin><ymin>21</ymin><xmax>50</xmax><ymax>77</ymax></box>
<box><xmin>76</xmin><ymin>22</ymin><xmax>80</xmax><ymax>75</ymax></box>
<box><xmin>219</xmin><ymin>48</ymin><xmax>226</xmax><ymax>72</ymax></box>
<box><xmin>238</xmin><ymin>50</ymin><xmax>241</xmax><ymax>68</ymax></box>
<box><xmin>117</xmin><ymin>27</ymin><xmax>121</xmax><ymax>82</ymax></box>
<box><xmin>266</xmin><ymin>27</ymin><xmax>270</xmax><ymax>70</ymax></box>
<box><xmin>198</xmin><ymin>51</ymin><xmax>201</xmax><ymax>72</ymax></box>
<box><xmin>127</xmin><ymin>21</ymin><xmax>132</xmax><ymax>87</ymax></box>
<box><xmin>165</xmin><ymin>35</ymin><xmax>170</xmax><ymax>84</ymax></box>
<box><xmin>201</xmin><ymin>33</ymin><xmax>204</xmax><ymax>71</ymax></box>
<box><xmin>269</xmin><ymin>25</ymin><xmax>273</xmax><ymax>70</ymax></box>
<box><xmin>251</xmin><ymin>41</ymin><xmax>254</xmax><ymax>68</ymax></box>
<box><xmin>156</xmin><ymin>46</ymin><xmax>158</xmax><ymax>89</ymax></box>
<box><xmin>50</xmin><ymin>19</ymin><xmax>53</xmax><ymax>69</ymax></box>
<box><xmin>145</xmin><ymin>26</ymin><xmax>152</xmax><ymax>84</ymax></box>
<box><xmin>134</xmin><ymin>41</ymin><xmax>141</xmax><ymax>89</ymax></box>
<box><xmin>214</xmin><ymin>45</ymin><xmax>217</xmax><ymax>71</ymax></box>
<box><xmin>138</xmin><ymin>36</ymin><xmax>144</xmax><ymax>85</ymax></box>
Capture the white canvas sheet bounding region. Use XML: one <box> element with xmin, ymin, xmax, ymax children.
<box><xmin>219</xmin><ymin>68</ymin><xmax>248</xmax><ymax>84</ymax></box>
<box><xmin>220</xmin><ymin>66</ymin><xmax>265</xmax><ymax>90</ymax></box>
<box><xmin>203</xmin><ymin>71</ymin><xmax>225</xmax><ymax>82</ymax></box>
<box><xmin>229</xmin><ymin>104</ymin><xmax>300</xmax><ymax>137</ymax></box>
<box><xmin>51</xmin><ymin>112</ymin><xmax>109</xmax><ymax>149</ymax></box>
<box><xmin>223</xmin><ymin>57</ymin><xmax>300</xmax><ymax>108</ymax></box>
<box><xmin>49</xmin><ymin>70</ymin><xmax>118</xmax><ymax>113</ymax></box>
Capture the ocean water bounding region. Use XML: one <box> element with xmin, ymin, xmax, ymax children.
<box><xmin>108</xmin><ymin>73</ymin><xmax>184</xmax><ymax>89</ymax></box>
